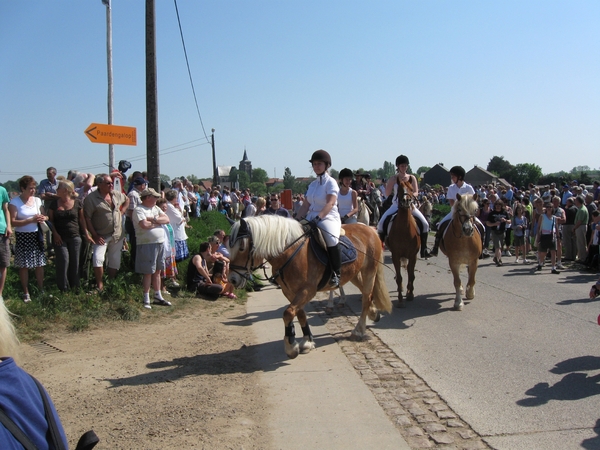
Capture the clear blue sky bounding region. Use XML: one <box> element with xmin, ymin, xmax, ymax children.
<box><xmin>1</xmin><ymin>0</ymin><xmax>598</xmax><ymax>184</ymax></box>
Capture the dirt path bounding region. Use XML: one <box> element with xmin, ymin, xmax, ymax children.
<box><xmin>19</xmin><ymin>297</ymin><xmax>272</xmax><ymax>449</ymax></box>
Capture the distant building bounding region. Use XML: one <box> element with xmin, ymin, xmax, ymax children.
<box><xmin>239</xmin><ymin>149</ymin><xmax>252</xmax><ymax>178</ymax></box>
<box><xmin>422</xmin><ymin>163</ymin><xmax>451</xmax><ymax>187</ymax></box>
<box><xmin>465</xmin><ymin>165</ymin><xmax>508</xmax><ymax>188</ymax></box>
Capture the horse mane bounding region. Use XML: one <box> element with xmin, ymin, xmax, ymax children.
<box><xmin>452</xmin><ymin>193</ymin><xmax>479</xmax><ymax>217</ymax></box>
<box><xmin>229</xmin><ymin>215</ymin><xmax>305</xmax><ymax>259</ymax></box>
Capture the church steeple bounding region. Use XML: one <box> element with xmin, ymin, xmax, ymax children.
<box><xmin>239</xmin><ymin>147</ymin><xmax>252</xmax><ymax>178</ymax></box>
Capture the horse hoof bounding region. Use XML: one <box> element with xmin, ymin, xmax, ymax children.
<box><xmin>285</xmin><ymin>341</ymin><xmax>300</xmax><ymax>359</ymax></box>
<box><xmin>396</xmin><ymin>300</ymin><xmax>406</xmax><ymax>308</ymax></box>
<box><xmin>372</xmin><ymin>312</ymin><xmax>381</xmax><ymax>323</ymax></box>
<box><xmin>406</xmin><ymin>294</ymin><xmax>414</xmax><ymax>302</ymax></box>
<box><xmin>299</xmin><ymin>338</ymin><xmax>316</xmax><ymax>354</ymax></box>
<box><xmin>454</xmin><ymin>304</ymin><xmax>464</xmax><ymax>311</ymax></box>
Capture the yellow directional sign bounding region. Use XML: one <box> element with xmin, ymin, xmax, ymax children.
<box><xmin>84</xmin><ymin>123</ymin><xmax>137</xmax><ymax>146</ymax></box>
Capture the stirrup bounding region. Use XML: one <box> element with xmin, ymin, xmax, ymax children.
<box><xmin>329</xmin><ymin>273</ymin><xmax>340</xmax><ymax>288</ymax></box>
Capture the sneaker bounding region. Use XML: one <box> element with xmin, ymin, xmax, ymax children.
<box><xmin>505</xmin><ymin>250</ymin><xmax>512</xmax><ymax>257</ymax></box>
<box><xmin>523</xmin><ymin>259</ymin><xmax>530</xmax><ymax>264</ymax></box>
<box><xmin>556</xmin><ymin>263</ymin><xmax>565</xmax><ymax>270</ymax></box>
<box><xmin>23</xmin><ymin>293</ymin><xmax>31</xmax><ymax>303</ymax></box>
<box><xmin>498</xmin><ymin>259</ymin><xmax>503</xmax><ymax>266</ymax></box>
<box><xmin>536</xmin><ymin>265</ymin><xmax>542</xmax><ymax>272</ymax></box>
<box><xmin>153</xmin><ymin>298</ymin><xmax>172</xmax><ymax>306</ymax></box>
<box><xmin>143</xmin><ymin>301</ymin><xmax>152</xmax><ymax>309</ymax></box>
<box><xmin>515</xmin><ymin>258</ymin><xmax>521</xmax><ymax>264</ymax></box>
<box><xmin>170</xmin><ymin>280</ymin><xmax>180</xmax><ymax>287</ymax></box>
<box><xmin>551</xmin><ymin>269</ymin><xmax>560</xmax><ymax>274</ymax></box>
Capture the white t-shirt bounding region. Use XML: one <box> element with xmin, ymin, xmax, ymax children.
<box><xmin>133</xmin><ymin>204</ymin><xmax>165</xmax><ymax>245</ymax></box>
<box><xmin>447</xmin><ymin>182</ymin><xmax>475</xmax><ymax>203</ymax></box>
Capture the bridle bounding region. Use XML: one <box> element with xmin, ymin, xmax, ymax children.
<box><xmin>452</xmin><ymin>205</ymin><xmax>477</xmax><ymax>237</ymax></box>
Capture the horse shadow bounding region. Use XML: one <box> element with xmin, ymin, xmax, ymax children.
<box><xmin>103</xmin><ymin>306</ymin><xmax>316</xmax><ymax>389</ymax></box>
<box><xmin>334</xmin><ymin>291</ymin><xmax>459</xmax><ymax>330</ymax></box>
<box><xmin>517</xmin><ymin>356</ymin><xmax>600</xmax><ymax>407</ymax></box>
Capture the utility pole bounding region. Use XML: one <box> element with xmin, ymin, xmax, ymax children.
<box><xmin>102</xmin><ymin>0</ymin><xmax>115</xmax><ymax>172</ymax></box>
<box><xmin>146</xmin><ymin>0</ymin><xmax>160</xmax><ymax>191</ymax></box>
<box><xmin>211</xmin><ymin>128</ymin><xmax>217</xmax><ymax>186</ymax></box>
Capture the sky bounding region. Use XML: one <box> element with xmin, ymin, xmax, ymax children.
<box><xmin>1</xmin><ymin>1</ymin><xmax>598</xmax><ymax>184</ymax></box>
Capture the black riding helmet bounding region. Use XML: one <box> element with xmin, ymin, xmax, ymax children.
<box><xmin>362</xmin><ymin>172</ymin><xmax>371</xmax><ymax>179</ymax></box>
<box><xmin>395</xmin><ymin>155</ymin><xmax>409</xmax><ymax>166</ymax></box>
<box><xmin>450</xmin><ymin>165</ymin><xmax>466</xmax><ymax>181</ymax></box>
<box><xmin>309</xmin><ymin>149</ymin><xmax>332</xmax><ymax>167</ymax></box>
<box><xmin>339</xmin><ymin>168</ymin><xmax>354</xmax><ymax>180</ymax></box>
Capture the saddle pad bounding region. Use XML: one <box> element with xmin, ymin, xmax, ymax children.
<box><xmin>309</xmin><ymin>235</ymin><xmax>357</xmax><ymax>266</ymax></box>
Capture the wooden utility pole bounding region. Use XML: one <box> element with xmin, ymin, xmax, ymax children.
<box><xmin>146</xmin><ymin>0</ymin><xmax>160</xmax><ymax>191</ymax></box>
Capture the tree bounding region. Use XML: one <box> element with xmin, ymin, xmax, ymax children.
<box><xmin>237</xmin><ymin>171</ymin><xmax>250</xmax><ymax>190</ymax></box>
<box><xmin>509</xmin><ymin>163</ymin><xmax>542</xmax><ymax>187</ymax></box>
<box><xmin>0</xmin><ymin>180</ymin><xmax>19</xmax><ymax>194</ymax></box>
<box><xmin>415</xmin><ymin>166</ymin><xmax>431</xmax><ymax>177</ymax></box>
<box><xmin>249</xmin><ymin>181</ymin><xmax>267</xmax><ymax>197</ymax></box>
<box><xmin>186</xmin><ymin>174</ymin><xmax>200</xmax><ymax>185</ymax></box>
<box><xmin>251</xmin><ymin>168</ymin><xmax>269</xmax><ymax>184</ymax></box>
<box><xmin>381</xmin><ymin>161</ymin><xmax>396</xmax><ymax>180</ymax></box>
<box><xmin>487</xmin><ymin>156</ymin><xmax>513</xmax><ymax>180</ymax></box>
<box><xmin>283</xmin><ymin>167</ymin><xmax>296</xmax><ymax>190</ymax></box>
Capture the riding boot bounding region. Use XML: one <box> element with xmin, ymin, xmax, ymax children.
<box><xmin>420</xmin><ymin>232</ymin><xmax>429</xmax><ymax>258</ymax></box>
<box><xmin>327</xmin><ymin>244</ymin><xmax>342</xmax><ymax>288</ymax></box>
<box><xmin>476</xmin><ymin>222</ymin><xmax>486</xmax><ymax>259</ymax></box>
<box><xmin>429</xmin><ymin>232</ymin><xmax>441</xmax><ymax>256</ymax></box>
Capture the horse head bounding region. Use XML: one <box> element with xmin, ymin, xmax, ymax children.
<box><xmin>453</xmin><ymin>193</ymin><xmax>479</xmax><ymax>237</ymax></box>
<box><xmin>228</xmin><ymin>219</ymin><xmax>255</xmax><ymax>289</ymax></box>
<box><xmin>396</xmin><ymin>181</ymin><xmax>414</xmax><ymax>209</ymax></box>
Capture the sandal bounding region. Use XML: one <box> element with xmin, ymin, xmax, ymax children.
<box><xmin>153</xmin><ymin>298</ymin><xmax>172</xmax><ymax>306</ymax></box>
<box><xmin>23</xmin><ymin>293</ymin><xmax>31</xmax><ymax>303</ymax></box>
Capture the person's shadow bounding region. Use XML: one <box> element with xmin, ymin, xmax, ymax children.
<box><xmin>517</xmin><ymin>356</ymin><xmax>600</xmax><ymax>407</ymax></box>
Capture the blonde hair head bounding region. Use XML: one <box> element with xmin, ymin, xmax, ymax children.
<box><xmin>58</xmin><ymin>180</ymin><xmax>78</xmax><ymax>198</ymax></box>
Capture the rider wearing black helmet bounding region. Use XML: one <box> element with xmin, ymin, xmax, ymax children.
<box><xmin>429</xmin><ymin>165</ymin><xmax>483</xmax><ymax>256</ymax></box>
<box><xmin>296</xmin><ymin>150</ymin><xmax>342</xmax><ymax>287</ymax></box>
<box><xmin>337</xmin><ymin>168</ymin><xmax>359</xmax><ymax>224</ymax></box>
<box><xmin>377</xmin><ymin>155</ymin><xmax>430</xmax><ymax>258</ymax></box>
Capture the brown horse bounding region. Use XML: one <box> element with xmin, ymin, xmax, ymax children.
<box><xmin>385</xmin><ymin>180</ymin><xmax>420</xmax><ymax>308</ymax></box>
<box><xmin>227</xmin><ymin>215</ymin><xmax>392</xmax><ymax>359</ymax></box>
<box><xmin>439</xmin><ymin>193</ymin><xmax>482</xmax><ymax>311</ymax></box>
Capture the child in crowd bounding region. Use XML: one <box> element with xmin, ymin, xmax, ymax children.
<box><xmin>156</xmin><ymin>198</ymin><xmax>178</xmax><ymax>292</ymax></box>
<box><xmin>512</xmin><ymin>204</ymin><xmax>529</xmax><ymax>263</ymax></box>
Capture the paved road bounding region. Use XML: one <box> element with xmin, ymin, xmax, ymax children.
<box><xmin>334</xmin><ymin>252</ymin><xmax>600</xmax><ymax>449</ymax></box>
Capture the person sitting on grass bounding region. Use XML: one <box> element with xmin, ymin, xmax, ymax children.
<box><xmin>187</xmin><ymin>242</ymin><xmax>236</xmax><ymax>300</ymax></box>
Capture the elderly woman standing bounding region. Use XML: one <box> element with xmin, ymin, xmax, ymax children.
<box><xmin>296</xmin><ymin>150</ymin><xmax>341</xmax><ymax>287</ymax></box>
<box><xmin>8</xmin><ymin>176</ymin><xmax>47</xmax><ymax>302</ymax></box>
<box><xmin>48</xmin><ymin>180</ymin><xmax>91</xmax><ymax>292</ymax></box>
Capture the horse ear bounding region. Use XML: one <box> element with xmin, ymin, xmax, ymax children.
<box><xmin>456</xmin><ymin>193</ymin><xmax>462</xmax><ymax>202</ymax></box>
<box><xmin>239</xmin><ymin>219</ymin><xmax>250</xmax><ymax>238</ymax></box>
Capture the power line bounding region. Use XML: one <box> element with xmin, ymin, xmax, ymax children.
<box><xmin>173</xmin><ymin>0</ymin><xmax>210</xmax><ymax>143</ymax></box>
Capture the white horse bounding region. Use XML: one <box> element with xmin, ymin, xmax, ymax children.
<box><xmin>357</xmin><ymin>199</ymin><xmax>370</xmax><ymax>225</ymax></box>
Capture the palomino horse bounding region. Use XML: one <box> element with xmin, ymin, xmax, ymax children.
<box><xmin>228</xmin><ymin>215</ymin><xmax>392</xmax><ymax>359</ymax></box>
<box><xmin>357</xmin><ymin>198</ymin><xmax>370</xmax><ymax>225</ymax></box>
<box><xmin>439</xmin><ymin>193</ymin><xmax>482</xmax><ymax>311</ymax></box>
<box><xmin>385</xmin><ymin>180</ymin><xmax>420</xmax><ymax>308</ymax></box>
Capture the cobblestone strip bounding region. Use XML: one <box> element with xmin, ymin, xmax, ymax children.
<box><xmin>313</xmin><ymin>300</ymin><xmax>491</xmax><ymax>450</ymax></box>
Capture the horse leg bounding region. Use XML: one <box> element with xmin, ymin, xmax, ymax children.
<box><xmin>352</xmin><ymin>271</ymin><xmax>378</xmax><ymax>338</ymax></box>
<box><xmin>283</xmin><ymin>305</ymin><xmax>300</xmax><ymax>358</ymax></box>
<box><xmin>339</xmin><ymin>286</ymin><xmax>346</xmax><ymax>307</ymax></box>
<box><xmin>296</xmin><ymin>309</ymin><xmax>316</xmax><ymax>354</ymax></box>
<box><xmin>451</xmin><ymin>264</ymin><xmax>464</xmax><ymax>311</ymax></box>
<box><xmin>406</xmin><ymin>256</ymin><xmax>416</xmax><ymax>302</ymax></box>
<box><xmin>326</xmin><ymin>291</ymin><xmax>335</xmax><ymax>314</ymax></box>
<box><xmin>465</xmin><ymin>260</ymin><xmax>477</xmax><ymax>300</ymax></box>
<box><xmin>393</xmin><ymin>259</ymin><xmax>405</xmax><ymax>308</ymax></box>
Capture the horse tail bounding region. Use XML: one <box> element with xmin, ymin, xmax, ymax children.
<box><xmin>372</xmin><ymin>254</ymin><xmax>392</xmax><ymax>314</ymax></box>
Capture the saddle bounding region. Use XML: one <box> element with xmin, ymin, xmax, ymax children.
<box><xmin>300</xmin><ymin>220</ymin><xmax>357</xmax><ymax>290</ymax></box>
<box><xmin>382</xmin><ymin>211</ymin><xmax>425</xmax><ymax>241</ymax></box>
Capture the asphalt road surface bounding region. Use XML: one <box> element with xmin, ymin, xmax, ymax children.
<box><xmin>340</xmin><ymin>251</ymin><xmax>600</xmax><ymax>450</ymax></box>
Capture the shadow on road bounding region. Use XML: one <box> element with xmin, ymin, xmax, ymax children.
<box><xmin>517</xmin><ymin>356</ymin><xmax>600</xmax><ymax>407</ymax></box>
